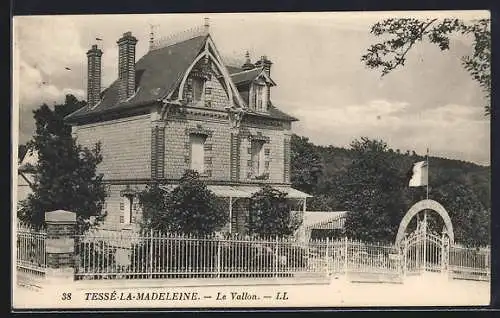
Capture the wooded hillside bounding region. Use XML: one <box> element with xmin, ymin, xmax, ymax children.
<box><xmin>291</xmin><ymin>134</ymin><xmax>490</xmax><ymax>246</ymax></box>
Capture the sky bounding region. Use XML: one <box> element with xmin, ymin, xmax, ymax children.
<box><xmin>13</xmin><ymin>11</ymin><xmax>491</xmax><ymax>166</ymax></box>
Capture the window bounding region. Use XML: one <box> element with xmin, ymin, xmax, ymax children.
<box><xmin>192</xmin><ymin>78</ymin><xmax>204</xmax><ymax>102</ymax></box>
<box><xmin>250</xmin><ymin>140</ymin><xmax>265</xmax><ymax>176</ymax></box>
<box><xmin>255</xmin><ymin>85</ymin><xmax>263</xmax><ymax>111</ymax></box>
<box><xmin>190</xmin><ymin>134</ymin><xmax>206</xmax><ymax>173</ymax></box>
<box><xmin>120</xmin><ymin>196</ymin><xmax>133</xmax><ymax>224</ymax></box>
<box><xmin>254</xmin><ymin>84</ymin><xmax>268</xmax><ymax>112</ymax></box>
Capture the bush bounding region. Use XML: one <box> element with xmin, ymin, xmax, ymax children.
<box><xmin>139</xmin><ymin>170</ymin><xmax>228</xmax><ymax>236</ymax></box>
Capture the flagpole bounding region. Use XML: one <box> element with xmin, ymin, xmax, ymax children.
<box><xmin>426</xmin><ymin>147</ymin><xmax>429</xmax><ymax>201</ymax></box>
<box><xmin>423</xmin><ymin>147</ymin><xmax>429</xmax><ymax>271</ymax></box>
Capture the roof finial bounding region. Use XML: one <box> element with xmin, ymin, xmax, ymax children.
<box><xmin>245</xmin><ymin>50</ymin><xmax>250</xmax><ymax>63</ymax></box>
<box><xmin>204</xmin><ymin>17</ymin><xmax>210</xmax><ymax>33</ymax></box>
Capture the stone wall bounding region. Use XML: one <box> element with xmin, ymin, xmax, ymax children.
<box><xmin>74</xmin><ymin>114</ymin><xmax>152</xmax><ymax>180</ymax></box>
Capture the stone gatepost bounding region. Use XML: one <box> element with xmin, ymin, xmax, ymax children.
<box><xmin>45</xmin><ymin>210</ymin><xmax>76</xmax><ymax>287</ymax></box>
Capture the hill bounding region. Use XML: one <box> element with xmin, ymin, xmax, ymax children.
<box><xmin>290</xmin><ymin>134</ymin><xmax>490</xmax><ymax>246</ymax></box>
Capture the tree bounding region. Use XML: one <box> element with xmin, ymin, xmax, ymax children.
<box><xmin>18</xmin><ymin>95</ymin><xmax>106</xmax><ymax>233</ymax></box>
<box><xmin>138</xmin><ymin>170</ymin><xmax>227</xmax><ymax>236</ymax></box>
<box><xmin>432</xmin><ymin>181</ymin><xmax>490</xmax><ymax>247</ymax></box>
<box><xmin>338</xmin><ymin>137</ymin><xmax>409</xmax><ymax>243</ymax></box>
<box><xmin>290</xmin><ymin>134</ymin><xmax>323</xmax><ymax>194</ymax></box>
<box><xmin>247</xmin><ymin>185</ymin><xmax>302</xmax><ymax>237</ymax></box>
<box><xmin>361</xmin><ymin>18</ymin><xmax>491</xmax><ymax>115</ymax></box>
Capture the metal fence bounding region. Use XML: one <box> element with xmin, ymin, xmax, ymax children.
<box><xmin>16</xmin><ymin>223</ymin><xmax>47</xmax><ymax>282</ymax></box>
<box><xmin>14</xmin><ymin>223</ymin><xmax>490</xmax><ymax>283</ymax></box>
<box><xmin>449</xmin><ymin>245</ymin><xmax>490</xmax><ymax>281</ymax></box>
<box><xmin>75</xmin><ymin>231</ymin><xmax>316</xmax><ymax>280</ymax></box>
<box><xmin>74</xmin><ymin>231</ymin><xmax>406</xmax><ymax>281</ymax></box>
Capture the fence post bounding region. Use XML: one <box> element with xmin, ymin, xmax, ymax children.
<box><xmin>325</xmin><ymin>237</ymin><xmax>330</xmax><ymax>276</ymax></box>
<box><xmin>343</xmin><ymin>237</ymin><xmax>348</xmax><ymax>275</ymax></box>
<box><xmin>44</xmin><ymin>210</ymin><xmax>77</xmax><ymax>288</ymax></box>
<box><xmin>149</xmin><ymin>229</ymin><xmax>154</xmax><ymax>279</ymax></box>
<box><xmin>402</xmin><ymin>239</ymin><xmax>407</xmax><ymax>277</ymax></box>
<box><xmin>216</xmin><ymin>239</ymin><xmax>221</xmax><ymax>278</ymax></box>
<box><xmin>274</xmin><ymin>236</ymin><xmax>279</xmax><ymax>277</ymax></box>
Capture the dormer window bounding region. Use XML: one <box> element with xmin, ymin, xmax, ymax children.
<box><xmin>252</xmin><ymin>83</ymin><xmax>268</xmax><ymax>112</ymax></box>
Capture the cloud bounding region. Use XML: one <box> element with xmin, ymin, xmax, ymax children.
<box><xmin>289</xmin><ymin>100</ymin><xmax>490</xmax><ymax>165</ymax></box>
<box><xmin>13</xmin><ymin>13</ymin><xmax>490</xmax><ymax>166</ymax></box>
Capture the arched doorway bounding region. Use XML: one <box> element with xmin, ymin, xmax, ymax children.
<box><xmin>396</xmin><ymin>199</ymin><xmax>454</xmax><ymax>274</ymax></box>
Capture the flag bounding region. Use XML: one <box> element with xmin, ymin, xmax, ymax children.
<box><xmin>96</xmin><ymin>37</ymin><xmax>103</xmax><ymax>41</ymax></box>
<box><xmin>409</xmin><ymin>161</ymin><xmax>428</xmax><ymax>187</ymax></box>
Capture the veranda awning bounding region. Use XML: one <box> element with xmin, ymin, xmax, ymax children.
<box><xmin>159</xmin><ymin>184</ymin><xmax>312</xmax><ymax>199</ymax></box>
<box><xmin>302</xmin><ymin>211</ymin><xmax>348</xmax><ymax>230</ymax></box>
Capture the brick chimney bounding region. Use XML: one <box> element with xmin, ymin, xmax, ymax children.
<box><xmin>117</xmin><ymin>32</ymin><xmax>138</xmax><ymax>101</ymax></box>
<box><xmin>255</xmin><ymin>55</ymin><xmax>272</xmax><ymax>77</ymax></box>
<box><xmin>86</xmin><ymin>44</ymin><xmax>103</xmax><ymax>108</ymax></box>
<box><xmin>241</xmin><ymin>51</ymin><xmax>255</xmax><ymax>71</ymax></box>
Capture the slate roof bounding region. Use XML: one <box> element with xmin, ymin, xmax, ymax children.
<box><xmin>230</xmin><ymin>68</ymin><xmax>263</xmax><ymax>86</ymax></box>
<box><xmin>65</xmin><ymin>34</ymin><xmax>297</xmax><ymax>123</ymax></box>
<box><xmin>226</xmin><ymin>65</ymin><xmax>243</xmax><ymax>74</ymax></box>
<box><xmin>66</xmin><ymin>35</ymin><xmax>208</xmax><ymax>122</ymax></box>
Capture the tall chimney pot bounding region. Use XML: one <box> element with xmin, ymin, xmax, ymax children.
<box><xmin>117</xmin><ymin>31</ymin><xmax>138</xmax><ymax>101</ymax></box>
<box><xmin>86</xmin><ymin>44</ymin><xmax>103</xmax><ymax>108</ymax></box>
<box><xmin>241</xmin><ymin>50</ymin><xmax>255</xmax><ymax>71</ymax></box>
<box><xmin>255</xmin><ymin>55</ymin><xmax>272</xmax><ymax>77</ymax></box>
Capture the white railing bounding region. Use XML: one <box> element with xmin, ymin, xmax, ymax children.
<box><xmin>75</xmin><ymin>231</ymin><xmax>315</xmax><ymax>280</ymax></box>
<box><xmin>449</xmin><ymin>245</ymin><xmax>490</xmax><ymax>281</ymax></box>
<box><xmin>15</xmin><ymin>220</ymin><xmax>491</xmax><ymax>284</ymax></box>
<box><xmin>74</xmin><ymin>231</ymin><xmax>407</xmax><ymax>281</ymax></box>
<box><xmin>16</xmin><ymin>223</ymin><xmax>47</xmax><ymax>280</ymax></box>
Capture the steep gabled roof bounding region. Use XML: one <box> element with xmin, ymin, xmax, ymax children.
<box><xmin>65</xmin><ymin>33</ymin><xmax>297</xmax><ymax>124</ymax></box>
<box><xmin>244</xmin><ymin>102</ymin><xmax>298</xmax><ymax>122</ymax></box>
<box><xmin>230</xmin><ymin>68</ymin><xmax>263</xmax><ymax>85</ymax></box>
<box><xmin>66</xmin><ymin>35</ymin><xmax>208</xmax><ymax>122</ymax></box>
<box><xmin>226</xmin><ymin>65</ymin><xmax>243</xmax><ymax>74</ymax></box>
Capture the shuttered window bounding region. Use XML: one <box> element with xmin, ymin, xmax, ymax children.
<box><xmin>284</xmin><ymin>137</ymin><xmax>291</xmax><ymax>183</ymax></box>
<box><xmin>190</xmin><ymin>134</ymin><xmax>206</xmax><ymax>172</ymax></box>
<box><xmin>251</xmin><ymin>141</ymin><xmax>265</xmax><ymax>176</ymax></box>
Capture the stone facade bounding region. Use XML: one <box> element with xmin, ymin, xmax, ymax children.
<box><xmin>75</xmin><ymin>114</ymin><xmax>152</xmax><ymax>180</ymax></box>
<box><xmin>69</xmin><ymin>30</ymin><xmax>300</xmax><ymax>233</ymax></box>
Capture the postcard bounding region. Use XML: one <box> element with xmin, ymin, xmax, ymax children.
<box><xmin>12</xmin><ymin>11</ymin><xmax>491</xmax><ymax>310</ymax></box>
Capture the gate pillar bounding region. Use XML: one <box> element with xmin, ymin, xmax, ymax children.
<box><xmin>440</xmin><ymin>230</ymin><xmax>449</xmax><ymax>277</ymax></box>
<box><xmin>45</xmin><ymin>210</ymin><xmax>77</xmax><ymax>288</ymax></box>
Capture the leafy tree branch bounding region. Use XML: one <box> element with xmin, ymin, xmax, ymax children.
<box><xmin>362</xmin><ymin>18</ymin><xmax>491</xmax><ymax>115</ymax></box>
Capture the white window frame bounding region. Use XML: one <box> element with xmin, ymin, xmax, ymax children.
<box><xmin>251</xmin><ymin>140</ymin><xmax>265</xmax><ymax>176</ymax></box>
<box><xmin>121</xmin><ymin>196</ymin><xmax>133</xmax><ymax>225</ymax></box>
<box><xmin>190</xmin><ymin>134</ymin><xmax>206</xmax><ymax>173</ymax></box>
<box><xmin>253</xmin><ymin>83</ymin><xmax>268</xmax><ymax>112</ymax></box>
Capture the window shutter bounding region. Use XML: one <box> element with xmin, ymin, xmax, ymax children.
<box><xmin>156</xmin><ymin>127</ymin><xmax>165</xmax><ymax>179</ymax></box>
<box><xmin>151</xmin><ymin>127</ymin><xmax>158</xmax><ymax>179</ymax></box>
<box><xmin>151</xmin><ymin>126</ymin><xmax>165</xmax><ymax>179</ymax></box>
<box><xmin>230</xmin><ymin>133</ymin><xmax>240</xmax><ymax>181</ymax></box>
<box><xmin>284</xmin><ymin>137</ymin><xmax>291</xmax><ymax>183</ymax></box>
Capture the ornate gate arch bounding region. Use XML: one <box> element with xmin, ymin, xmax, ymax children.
<box><xmin>395</xmin><ymin>199</ymin><xmax>454</xmax><ymax>247</ymax></box>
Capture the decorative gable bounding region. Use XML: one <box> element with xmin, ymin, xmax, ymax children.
<box><xmin>173</xmin><ymin>36</ymin><xmax>246</xmax><ymax>110</ymax></box>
